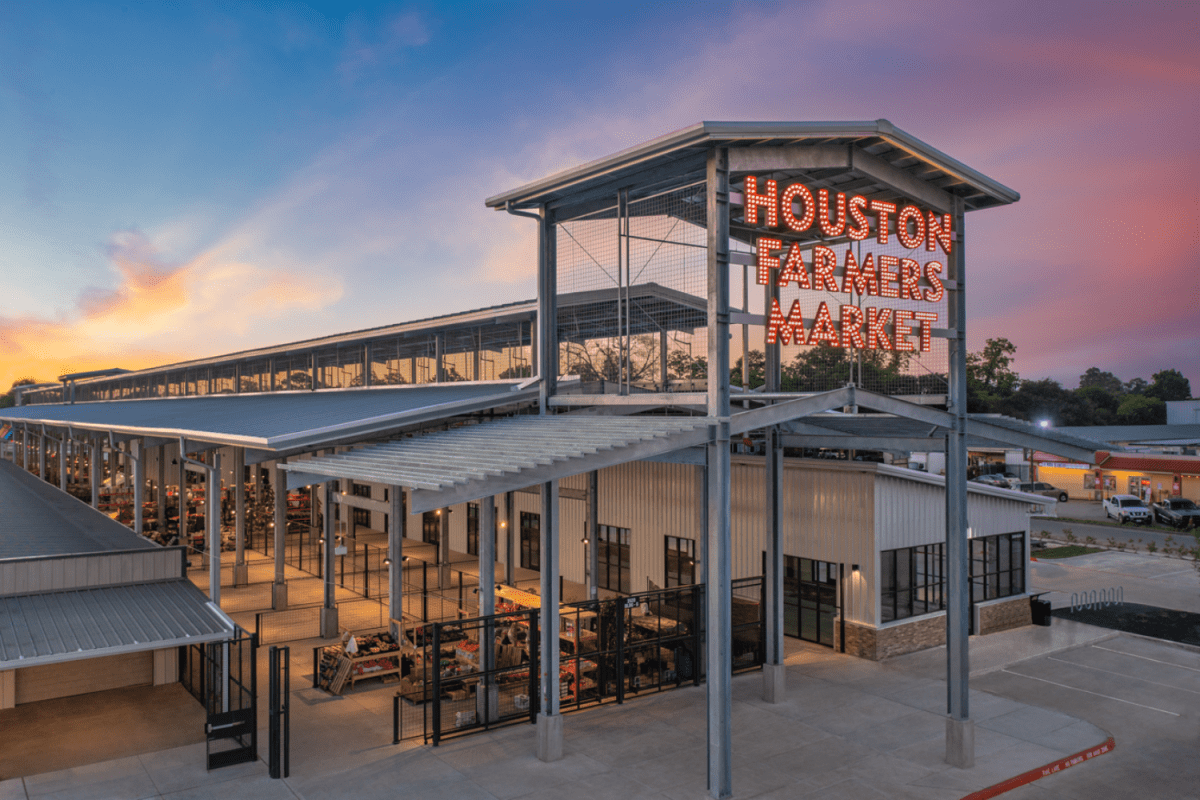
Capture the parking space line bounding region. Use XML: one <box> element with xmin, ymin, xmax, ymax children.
<box><xmin>1045</xmin><ymin>656</ymin><xmax>1200</xmax><ymax>695</ymax></box>
<box><xmin>999</xmin><ymin>668</ymin><xmax>1180</xmax><ymax>716</ymax></box>
<box><xmin>1092</xmin><ymin>644</ymin><xmax>1200</xmax><ymax>673</ymax></box>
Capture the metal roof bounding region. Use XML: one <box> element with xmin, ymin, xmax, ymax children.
<box><xmin>30</xmin><ymin>283</ymin><xmax>704</xmax><ymax>394</ymax></box>
<box><xmin>0</xmin><ymin>580</ymin><xmax>234</xmax><ymax>668</ymax></box>
<box><xmin>1054</xmin><ymin>424</ymin><xmax>1200</xmax><ymax>446</ymax></box>
<box><xmin>487</xmin><ymin>120</ymin><xmax>1019</xmax><ymax>214</ymax></box>
<box><xmin>0</xmin><ymin>460</ymin><xmax>157</xmax><ymax>560</ymax></box>
<box><xmin>0</xmin><ymin>382</ymin><xmax>539</xmax><ymax>451</ymax></box>
<box><xmin>282</xmin><ymin>414</ymin><xmax>713</xmax><ymax>514</ymax></box>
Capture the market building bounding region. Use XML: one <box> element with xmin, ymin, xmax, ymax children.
<box><xmin>0</xmin><ymin>121</ymin><xmax>1105</xmax><ymax>798</ymax></box>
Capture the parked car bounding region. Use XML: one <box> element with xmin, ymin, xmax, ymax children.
<box><xmin>970</xmin><ymin>474</ymin><xmax>1007</xmax><ymax>486</ymax></box>
<box><xmin>1017</xmin><ymin>482</ymin><xmax>1069</xmax><ymax>502</ymax></box>
<box><xmin>1151</xmin><ymin>497</ymin><xmax>1200</xmax><ymax>529</ymax></box>
<box><xmin>1103</xmin><ymin>494</ymin><xmax>1152</xmax><ymax>524</ymax></box>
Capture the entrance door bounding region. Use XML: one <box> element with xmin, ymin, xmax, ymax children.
<box><xmin>783</xmin><ymin>556</ymin><xmax>838</xmax><ymax>647</ymax></box>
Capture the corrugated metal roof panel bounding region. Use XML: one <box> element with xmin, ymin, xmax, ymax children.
<box><xmin>0</xmin><ymin>580</ymin><xmax>233</xmax><ymax>667</ymax></box>
<box><xmin>0</xmin><ymin>382</ymin><xmax>537</xmax><ymax>450</ymax></box>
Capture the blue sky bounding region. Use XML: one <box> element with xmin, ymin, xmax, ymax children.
<box><xmin>2</xmin><ymin>1</ymin><xmax>1197</xmax><ymax>392</ymax></box>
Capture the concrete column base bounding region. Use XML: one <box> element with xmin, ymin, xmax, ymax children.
<box><xmin>536</xmin><ymin>712</ymin><xmax>563</xmax><ymax>762</ymax></box>
<box><xmin>271</xmin><ymin>582</ymin><xmax>288</xmax><ymax>611</ymax></box>
<box><xmin>945</xmin><ymin>717</ymin><xmax>975</xmax><ymax>768</ymax></box>
<box><xmin>762</xmin><ymin>662</ymin><xmax>786</xmax><ymax>703</ymax></box>
<box><xmin>476</xmin><ymin>682</ymin><xmax>500</xmax><ymax>723</ymax></box>
<box><xmin>233</xmin><ymin>564</ymin><xmax>249</xmax><ymax>587</ymax></box>
<box><xmin>320</xmin><ymin>606</ymin><xmax>340</xmax><ymax>639</ymax></box>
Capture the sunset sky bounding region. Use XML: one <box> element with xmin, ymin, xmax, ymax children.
<box><xmin>2</xmin><ymin>1</ymin><xmax>1197</xmax><ymax>394</ymax></box>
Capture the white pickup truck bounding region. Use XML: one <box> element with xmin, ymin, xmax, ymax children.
<box><xmin>1103</xmin><ymin>494</ymin><xmax>1152</xmax><ymax>524</ymax></box>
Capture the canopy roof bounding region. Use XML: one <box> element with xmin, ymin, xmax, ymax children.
<box><xmin>0</xmin><ymin>382</ymin><xmax>538</xmax><ymax>452</ymax></box>
<box><xmin>487</xmin><ymin>120</ymin><xmax>1019</xmax><ymax>218</ymax></box>
<box><xmin>0</xmin><ymin>581</ymin><xmax>233</xmax><ymax>669</ymax></box>
<box><xmin>0</xmin><ymin>460</ymin><xmax>156</xmax><ymax>560</ymax></box>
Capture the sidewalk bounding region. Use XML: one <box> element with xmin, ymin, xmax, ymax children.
<box><xmin>0</xmin><ymin>627</ymin><xmax>1113</xmax><ymax>800</ymax></box>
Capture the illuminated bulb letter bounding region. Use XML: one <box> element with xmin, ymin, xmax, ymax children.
<box><xmin>913</xmin><ymin>311</ymin><xmax>938</xmax><ymax>352</ymax></box>
<box><xmin>870</xmin><ymin>200</ymin><xmax>897</xmax><ymax>245</ymax></box>
<box><xmin>808</xmin><ymin>302</ymin><xmax>840</xmax><ymax>346</ymax></box>
<box><xmin>847</xmin><ymin>195</ymin><xmax>870</xmax><ymax>240</ymax></box>
<box><xmin>840</xmin><ymin>305</ymin><xmax>865</xmax><ymax>349</ymax></box>
<box><xmin>927</xmin><ymin>212</ymin><xmax>952</xmax><ymax>254</ymax></box>
<box><xmin>755</xmin><ymin>237</ymin><xmax>782</xmax><ymax>285</ymax></box>
<box><xmin>923</xmin><ymin>261</ymin><xmax>945</xmax><ymax>302</ymax></box>
<box><xmin>766</xmin><ymin>297</ymin><xmax>806</xmax><ymax>345</ymax></box>
<box><xmin>812</xmin><ymin>245</ymin><xmax>839</xmax><ymax>291</ymax></box>
<box><xmin>894</xmin><ymin>309</ymin><xmax>916</xmax><ymax>352</ymax></box>
<box><xmin>817</xmin><ymin>189</ymin><xmax>847</xmax><ymax>237</ymax></box>
<box><xmin>899</xmin><ymin>258</ymin><xmax>922</xmax><ymax>300</ymax></box>
<box><xmin>897</xmin><ymin>206</ymin><xmax>926</xmax><ymax>249</ymax></box>
<box><xmin>743</xmin><ymin>175</ymin><xmax>778</xmax><ymax>228</ymax></box>
<box><xmin>777</xmin><ymin>242</ymin><xmax>811</xmax><ymax>289</ymax></box>
<box><xmin>781</xmin><ymin>183</ymin><xmax>815</xmax><ymax>232</ymax></box>
<box><xmin>866</xmin><ymin>307</ymin><xmax>894</xmax><ymax>350</ymax></box>
<box><xmin>878</xmin><ymin>255</ymin><xmax>901</xmax><ymax>298</ymax></box>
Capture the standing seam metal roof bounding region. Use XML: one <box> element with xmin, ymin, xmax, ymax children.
<box><xmin>0</xmin><ymin>580</ymin><xmax>233</xmax><ymax>667</ymax></box>
<box><xmin>0</xmin><ymin>382</ymin><xmax>536</xmax><ymax>450</ymax></box>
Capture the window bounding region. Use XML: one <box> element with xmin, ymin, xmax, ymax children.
<box><xmin>467</xmin><ymin>503</ymin><xmax>479</xmax><ymax>556</ymax></box>
<box><xmin>598</xmin><ymin>525</ymin><xmax>630</xmax><ymax>594</ymax></box>
<box><xmin>352</xmin><ymin>507</ymin><xmax>371</xmax><ymax>528</ymax></box>
<box><xmin>351</xmin><ymin>482</ymin><xmax>371</xmax><ymax>499</ymax></box>
<box><xmin>520</xmin><ymin>512</ymin><xmax>540</xmax><ymax>570</ymax></box>
<box><xmin>880</xmin><ymin>543</ymin><xmax>946</xmax><ymax>623</ymax></box>
<box><xmin>665</xmin><ymin>536</ymin><xmax>695</xmax><ymax>588</ymax></box>
<box><xmin>881</xmin><ymin>532</ymin><xmax>1025</xmax><ymax>623</ymax></box>
<box><xmin>422</xmin><ymin>511</ymin><xmax>440</xmax><ymax>545</ymax></box>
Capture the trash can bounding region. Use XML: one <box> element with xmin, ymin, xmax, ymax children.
<box><xmin>1030</xmin><ymin>594</ymin><xmax>1052</xmax><ymax>627</ymax></box>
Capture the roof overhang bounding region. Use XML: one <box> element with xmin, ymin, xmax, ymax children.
<box><xmin>487</xmin><ymin>120</ymin><xmax>1019</xmax><ymax>215</ymax></box>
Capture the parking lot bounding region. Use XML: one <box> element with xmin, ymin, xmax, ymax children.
<box><xmin>974</xmin><ymin>634</ymin><xmax>1200</xmax><ymax>799</ymax></box>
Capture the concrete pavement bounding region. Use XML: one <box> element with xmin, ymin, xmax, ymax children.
<box><xmin>0</xmin><ymin>628</ymin><xmax>1119</xmax><ymax>800</ymax></box>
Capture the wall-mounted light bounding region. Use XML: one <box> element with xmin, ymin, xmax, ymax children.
<box><xmin>401</xmin><ymin>555</ymin><xmax>410</xmax><ymax>562</ymax></box>
<box><xmin>581</xmin><ymin>537</ymin><xmax>589</xmax><ymax>545</ymax></box>
<box><xmin>851</xmin><ymin>564</ymin><xmax>860</xmax><ymax>574</ymax></box>
<box><xmin>318</xmin><ymin>537</ymin><xmax>325</xmax><ymax>544</ymax></box>
<box><xmin>383</xmin><ymin>557</ymin><xmax>391</xmax><ymax>567</ymax></box>
<box><xmin>435</xmin><ymin>509</ymin><xmax>442</xmax><ymax>516</ymax></box>
<box><xmin>499</xmin><ymin>520</ymin><xmax>507</xmax><ymax>528</ymax></box>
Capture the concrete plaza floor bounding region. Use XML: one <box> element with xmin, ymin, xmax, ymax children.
<box><xmin>0</xmin><ymin>622</ymin><xmax>1126</xmax><ymax>800</ymax></box>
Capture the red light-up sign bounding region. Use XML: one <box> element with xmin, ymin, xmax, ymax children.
<box><xmin>742</xmin><ymin>176</ymin><xmax>950</xmax><ymax>352</ymax></box>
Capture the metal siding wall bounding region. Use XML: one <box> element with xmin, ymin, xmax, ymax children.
<box><xmin>0</xmin><ymin>550</ymin><xmax>181</xmax><ymax>596</ymax></box>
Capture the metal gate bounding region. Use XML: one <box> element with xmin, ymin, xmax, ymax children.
<box><xmin>181</xmin><ymin>631</ymin><xmax>258</xmax><ymax>770</ymax></box>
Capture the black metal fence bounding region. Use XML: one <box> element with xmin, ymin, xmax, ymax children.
<box><xmin>417</xmin><ymin>578</ymin><xmax>762</xmax><ymax>744</ymax></box>
<box><xmin>180</xmin><ymin>631</ymin><xmax>258</xmax><ymax>770</ymax></box>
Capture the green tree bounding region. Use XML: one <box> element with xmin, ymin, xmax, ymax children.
<box><xmin>1001</xmin><ymin>378</ymin><xmax>1072</xmax><ymax>424</ymax></box>
<box><xmin>1079</xmin><ymin>367</ymin><xmax>1124</xmax><ymax>394</ymax></box>
<box><xmin>1125</xmin><ymin>377</ymin><xmax>1149</xmax><ymax>395</ymax></box>
<box><xmin>1146</xmin><ymin>369</ymin><xmax>1191</xmax><ymax>402</ymax></box>
<box><xmin>731</xmin><ymin>350</ymin><xmax>766</xmax><ymax>388</ymax></box>
<box><xmin>1115</xmin><ymin>393</ymin><xmax>1166</xmax><ymax>425</ymax></box>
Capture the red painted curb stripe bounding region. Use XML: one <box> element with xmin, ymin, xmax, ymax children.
<box><xmin>959</xmin><ymin>737</ymin><xmax>1115</xmax><ymax>800</ymax></box>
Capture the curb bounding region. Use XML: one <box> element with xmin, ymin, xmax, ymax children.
<box><xmin>959</xmin><ymin>736</ymin><xmax>1115</xmax><ymax>800</ymax></box>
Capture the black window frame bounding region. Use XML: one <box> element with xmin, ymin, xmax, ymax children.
<box><xmin>664</xmin><ymin>535</ymin><xmax>695</xmax><ymax>588</ymax></box>
<box><xmin>422</xmin><ymin>511</ymin><xmax>440</xmax><ymax>545</ymax></box>
<box><xmin>597</xmin><ymin>525</ymin><xmax>630</xmax><ymax>594</ymax></box>
<box><xmin>881</xmin><ymin>532</ymin><xmax>1026</xmax><ymax>623</ymax></box>
<box><xmin>520</xmin><ymin>511</ymin><xmax>540</xmax><ymax>571</ymax></box>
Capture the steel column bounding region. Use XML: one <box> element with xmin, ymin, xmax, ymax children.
<box><xmin>389</xmin><ymin>487</ymin><xmax>404</xmax><ymax>637</ymax></box>
<box><xmin>38</xmin><ymin>431</ymin><xmax>46</xmax><ymax>480</ymax></box>
<box><xmin>763</xmin><ymin>268</ymin><xmax>785</xmax><ymax>701</ymax></box>
<box><xmin>208</xmin><ymin>453</ymin><xmax>221</xmax><ymax>605</ymax></box>
<box><xmin>587</xmin><ymin>471</ymin><xmax>599</xmax><ymax>601</ymax></box>
<box><xmin>90</xmin><ymin>436</ymin><xmax>101</xmax><ymax>510</ymax></box>
<box><xmin>60</xmin><ymin>436</ymin><xmax>69</xmax><ymax>492</ymax></box>
<box><xmin>705</xmin><ymin>146</ymin><xmax>733</xmax><ymax>800</ymax></box>
<box><xmin>233</xmin><ymin>447</ymin><xmax>247</xmax><ymax>585</ymax></box>
<box><xmin>132</xmin><ymin>439</ymin><xmax>144</xmax><ymax>538</ymax></box>
<box><xmin>504</xmin><ymin>491</ymin><xmax>515</xmax><ymax>586</ymax></box>
<box><xmin>945</xmin><ymin>197</ymin><xmax>973</xmax><ymax>767</ymax></box>
<box><xmin>320</xmin><ymin>480</ymin><xmax>338</xmax><ymax>638</ymax></box>
<box><xmin>156</xmin><ymin>444</ymin><xmax>166</xmax><ymax>534</ymax></box>
<box><xmin>272</xmin><ymin>462</ymin><xmax>287</xmax><ymax>610</ymax></box>
<box><xmin>536</xmin><ymin>478</ymin><xmax>561</xmax><ymax>760</ymax></box>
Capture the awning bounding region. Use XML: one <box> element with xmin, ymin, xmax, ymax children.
<box><xmin>282</xmin><ymin>414</ymin><xmax>712</xmax><ymax>514</ymax></box>
<box><xmin>1095</xmin><ymin>452</ymin><xmax>1200</xmax><ymax>474</ymax></box>
<box><xmin>0</xmin><ymin>580</ymin><xmax>235</xmax><ymax>669</ymax></box>
<box><xmin>0</xmin><ymin>382</ymin><xmax>538</xmax><ymax>453</ymax></box>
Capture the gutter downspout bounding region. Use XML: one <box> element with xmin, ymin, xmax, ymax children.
<box><xmin>505</xmin><ymin>202</ymin><xmax>544</xmax><ymax>409</ymax></box>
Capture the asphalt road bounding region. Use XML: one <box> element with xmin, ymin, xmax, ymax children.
<box><xmin>975</xmin><ymin>634</ymin><xmax>1200</xmax><ymax>800</ymax></box>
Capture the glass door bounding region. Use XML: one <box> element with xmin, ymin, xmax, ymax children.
<box><xmin>784</xmin><ymin>556</ymin><xmax>838</xmax><ymax>647</ymax></box>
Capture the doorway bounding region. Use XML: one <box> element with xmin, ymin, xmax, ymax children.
<box><xmin>783</xmin><ymin>556</ymin><xmax>838</xmax><ymax>647</ymax></box>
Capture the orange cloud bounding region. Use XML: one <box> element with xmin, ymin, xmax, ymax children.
<box><xmin>0</xmin><ymin>228</ymin><xmax>339</xmax><ymax>391</ymax></box>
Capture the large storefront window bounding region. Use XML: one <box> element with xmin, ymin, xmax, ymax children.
<box><xmin>598</xmin><ymin>525</ymin><xmax>630</xmax><ymax>594</ymax></box>
<box><xmin>520</xmin><ymin>512</ymin><xmax>539</xmax><ymax>570</ymax></box>
<box><xmin>881</xmin><ymin>532</ymin><xmax>1025</xmax><ymax>623</ymax></box>
<box><xmin>781</xmin><ymin>556</ymin><xmax>838</xmax><ymax>646</ymax></box>
<box><xmin>664</xmin><ymin>536</ymin><xmax>694</xmax><ymax>588</ymax></box>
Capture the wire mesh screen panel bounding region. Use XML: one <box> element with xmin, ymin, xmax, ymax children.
<box><xmin>556</xmin><ymin>182</ymin><xmax>710</xmax><ymax>392</ymax></box>
<box><xmin>730</xmin><ymin>576</ymin><xmax>765</xmax><ymax>672</ymax></box>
